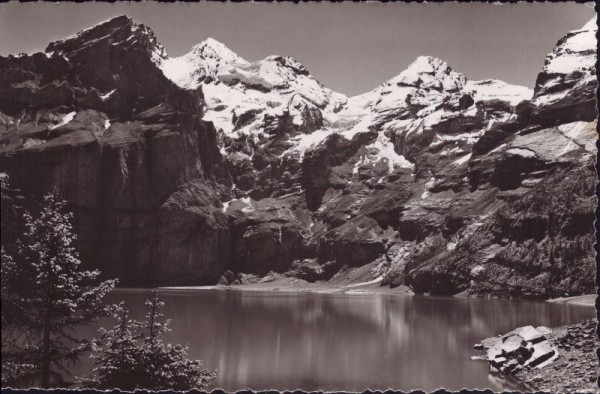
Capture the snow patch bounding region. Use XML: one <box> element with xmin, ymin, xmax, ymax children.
<box><xmin>353</xmin><ymin>155</ymin><xmax>366</xmax><ymax>175</ymax></box>
<box><xmin>452</xmin><ymin>153</ymin><xmax>472</xmax><ymax>166</ymax></box>
<box><xmin>506</xmin><ymin>148</ymin><xmax>536</xmax><ymax>158</ymax></box>
<box><xmin>100</xmin><ymin>89</ymin><xmax>116</xmax><ymax>101</ymax></box>
<box><xmin>23</xmin><ymin>138</ymin><xmax>44</xmax><ymax>149</ymax></box>
<box><xmin>221</xmin><ymin>199</ymin><xmax>233</xmax><ymax>213</ymax></box>
<box><xmin>366</xmin><ymin>132</ymin><xmax>414</xmax><ymax>173</ymax></box>
<box><xmin>466</xmin><ymin>79</ymin><xmax>533</xmax><ymax>106</ymax></box>
<box><xmin>283</xmin><ymin>128</ymin><xmax>335</xmax><ymax>159</ymax></box>
<box><xmin>470</xmin><ymin>265</ymin><xmax>485</xmax><ymax>276</ymax></box>
<box><xmin>439</xmin><ymin>146</ymin><xmax>461</xmax><ymax>157</ymax></box>
<box><xmin>49</xmin><ymin>111</ymin><xmax>76</xmax><ymax>130</ymax></box>
<box><xmin>544</xmin><ymin>46</ymin><xmax>596</xmax><ymax>74</ymax></box>
<box><xmin>421</xmin><ymin>177</ymin><xmax>436</xmax><ymax>199</ymax></box>
<box><xmin>434</xmin><ymin>130</ymin><xmax>485</xmax><ymax>145</ymax></box>
<box><xmin>219</xmin><ymin>61</ymin><xmax>283</xmax><ymax>90</ymax></box>
<box><xmin>240</xmin><ymin>197</ymin><xmax>254</xmax><ymax>213</ymax></box>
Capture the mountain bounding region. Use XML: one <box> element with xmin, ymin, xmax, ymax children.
<box><xmin>0</xmin><ymin>15</ymin><xmax>597</xmax><ymax>297</ymax></box>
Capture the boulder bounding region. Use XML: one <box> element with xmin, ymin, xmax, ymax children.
<box><xmin>474</xmin><ymin>324</ymin><xmax>559</xmax><ymax>375</ymax></box>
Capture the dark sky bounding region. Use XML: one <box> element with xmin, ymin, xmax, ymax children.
<box><xmin>0</xmin><ymin>2</ymin><xmax>595</xmax><ymax>96</ymax></box>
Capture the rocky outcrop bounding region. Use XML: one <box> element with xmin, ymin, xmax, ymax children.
<box><xmin>473</xmin><ymin>320</ymin><xmax>598</xmax><ymax>393</ymax></box>
<box><xmin>405</xmin><ymin>159</ymin><xmax>597</xmax><ymax>298</ymax></box>
<box><xmin>0</xmin><ymin>15</ymin><xmax>596</xmax><ymax>296</ymax></box>
<box><xmin>474</xmin><ymin>325</ymin><xmax>558</xmax><ymax>374</ymax></box>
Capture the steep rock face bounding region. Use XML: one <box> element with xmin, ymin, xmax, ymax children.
<box><xmin>406</xmin><ymin>161</ymin><xmax>597</xmax><ymax>297</ymax></box>
<box><xmin>0</xmin><ymin>17</ymin><xmax>228</xmax><ymax>286</ymax></box>
<box><xmin>225</xmin><ymin>196</ymin><xmax>312</xmax><ymax>275</ymax></box>
<box><xmin>400</xmin><ymin>19</ymin><xmax>598</xmax><ymax>297</ymax></box>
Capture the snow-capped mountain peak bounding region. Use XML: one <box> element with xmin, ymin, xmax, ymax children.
<box><xmin>388</xmin><ymin>55</ymin><xmax>466</xmax><ymax>90</ymax></box>
<box><xmin>201</xmin><ymin>52</ymin><xmax>347</xmax><ymax>139</ymax></box>
<box><xmin>532</xmin><ymin>15</ymin><xmax>597</xmax><ymax>108</ymax></box>
<box><xmin>158</xmin><ymin>41</ymin><xmax>346</xmax><ymax>144</ymax></box>
<box><xmin>190</xmin><ymin>37</ymin><xmax>247</xmax><ymax>64</ymax></box>
<box><xmin>155</xmin><ymin>22</ymin><xmax>590</xmax><ymax>187</ymax></box>
<box><xmin>398</xmin><ymin>55</ymin><xmax>454</xmax><ymax>77</ymax></box>
<box><xmin>159</xmin><ymin>38</ymin><xmax>247</xmax><ymax>89</ymax></box>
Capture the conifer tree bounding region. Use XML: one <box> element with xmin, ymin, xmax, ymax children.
<box><xmin>1</xmin><ymin>190</ymin><xmax>116</xmax><ymax>387</ymax></box>
<box><xmin>82</xmin><ymin>290</ymin><xmax>216</xmax><ymax>390</ymax></box>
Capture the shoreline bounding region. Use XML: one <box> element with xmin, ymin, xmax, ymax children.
<box><xmin>157</xmin><ymin>277</ymin><xmax>415</xmax><ymax>296</ymax></box>
<box><xmin>546</xmin><ymin>294</ymin><xmax>596</xmax><ymax>306</ymax></box>
<box><xmin>150</xmin><ymin>282</ymin><xmax>596</xmax><ymax>306</ymax></box>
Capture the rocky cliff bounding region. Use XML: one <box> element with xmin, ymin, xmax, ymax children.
<box><xmin>0</xmin><ymin>15</ymin><xmax>597</xmax><ymax>296</ymax></box>
<box><xmin>0</xmin><ymin>16</ymin><xmax>229</xmax><ymax>285</ymax></box>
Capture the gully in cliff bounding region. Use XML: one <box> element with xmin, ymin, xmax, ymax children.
<box><xmin>0</xmin><ymin>2</ymin><xmax>597</xmax><ymax>392</ymax></box>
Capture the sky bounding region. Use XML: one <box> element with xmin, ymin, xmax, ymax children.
<box><xmin>0</xmin><ymin>2</ymin><xmax>595</xmax><ymax>96</ymax></box>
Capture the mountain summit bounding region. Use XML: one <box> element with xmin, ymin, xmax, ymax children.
<box><xmin>159</xmin><ymin>38</ymin><xmax>248</xmax><ymax>89</ymax></box>
<box><xmin>532</xmin><ymin>15</ymin><xmax>597</xmax><ymax>124</ymax></box>
<box><xmin>47</xmin><ymin>15</ymin><xmax>167</xmax><ymax>64</ymax></box>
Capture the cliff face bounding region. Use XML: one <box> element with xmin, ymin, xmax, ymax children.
<box><xmin>0</xmin><ymin>16</ymin><xmax>596</xmax><ymax>296</ymax></box>
<box><xmin>0</xmin><ymin>17</ymin><xmax>228</xmax><ymax>285</ymax></box>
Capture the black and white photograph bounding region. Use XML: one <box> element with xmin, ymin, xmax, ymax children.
<box><xmin>0</xmin><ymin>1</ymin><xmax>597</xmax><ymax>392</ymax></box>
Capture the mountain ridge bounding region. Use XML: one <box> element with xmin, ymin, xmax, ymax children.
<box><xmin>0</xmin><ymin>15</ymin><xmax>596</xmax><ymax>297</ymax></box>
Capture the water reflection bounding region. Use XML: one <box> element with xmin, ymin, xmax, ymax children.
<box><xmin>74</xmin><ymin>289</ymin><xmax>594</xmax><ymax>391</ymax></box>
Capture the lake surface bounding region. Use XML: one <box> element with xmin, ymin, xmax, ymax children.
<box><xmin>72</xmin><ymin>289</ymin><xmax>594</xmax><ymax>391</ymax></box>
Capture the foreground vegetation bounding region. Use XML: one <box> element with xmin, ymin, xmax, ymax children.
<box><xmin>1</xmin><ymin>188</ymin><xmax>215</xmax><ymax>390</ymax></box>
